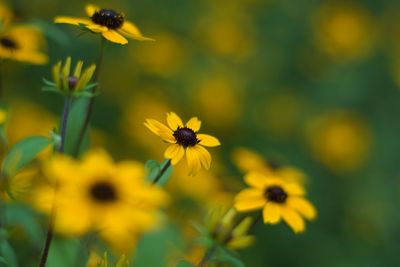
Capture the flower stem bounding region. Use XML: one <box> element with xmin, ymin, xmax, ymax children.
<box><xmin>197</xmin><ymin>245</ymin><xmax>217</xmax><ymax>267</ymax></box>
<box><xmin>152</xmin><ymin>159</ymin><xmax>172</xmax><ymax>185</ymax></box>
<box><xmin>72</xmin><ymin>37</ymin><xmax>105</xmax><ymax>156</ymax></box>
<box><xmin>39</xmin><ymin>96</ymin><xmax>72</xmax><ymax>267</ymax></box>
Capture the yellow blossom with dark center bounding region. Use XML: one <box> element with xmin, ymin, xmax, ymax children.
<box><xmin>234</xmin><ymin>172</ymin><xmax>316</xmax><ymax>233</ymax></box>
<box><xmin>144</xmin><ymin>112</ymin><xmax>220</xmax><ymax>175</ymax></box>
<box><xmin>54</xmin><ymin>4</ymin><xmax>154</xmax><ymax>45</ymax></box>
<box><xmin>0</xmin><ymin>25</ymin><xmax>48</xmax><ymax>64</ymax></box>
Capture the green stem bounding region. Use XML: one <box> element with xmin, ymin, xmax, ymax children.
<box><xmin>197</xmin><ymin>245</ymin><xmax>217</xmax><ymax>267</ymax></box>
<box><xmin>152</xmin><ymin>159</ymin><xmax>172</xmax><ymax>185</ymax></box>
<box><xmin>72</xmin><ymin>37</ymin><xmax>105</xmax><ymax>157</ymax></box>
<box><xmin>58</xmin><ymin>97</ymin><xmax>71</xmax><ymax>153</ymax></box>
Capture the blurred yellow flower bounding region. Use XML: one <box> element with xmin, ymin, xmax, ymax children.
<box><xmin>50</xmin><ymin>57</ymin><xmax>96</xmax><ymax>94</ymax></box>
<box><xmin>0</xmin><ymin>1</ymin><xmax>12</xmax><ymax>29</ymax></box>
<box><xmin>0</xmin><ymin>25</ymin><xmax>48</xmax><ymax>64</ymax></box>
<box><xmin>0</xmin><ymin>166</ymin><xmax>37</xmax><ymax>201</ymax></box>
<box><xmin>145</xmin><ymin>112</ymin><xmax>220</xmax><ymax>175</ymax></box>
<box><xmin>305</xmin><ymin>111</ymin><xmax>372</xmax><ymax>173</ymax></box>
<box><xmin>0</xmin><ymin>108</ymin><xmax>7</xmax><ymax>125</ymax></box>
<box><xmin>232</xmin><ymin>147</ymin><xmax>306</xmax><ymax>184</ymax></box>
<box><xmin>33</xmin><ymin>149</ymin><xmax>169</xmax><ymax>252</ymax></box>
<box><xmin>313</xmin><ymin>3</ymin><xmax>376</xmax><ymax>60</ymax></box>
<box><xmin>55</xmin><ymin>4</ymin><xmax>153</xmax><ymax>45</ymax></box>
<box><xmin>234</xmin><ymin>172</ymin><xmax>316</xmax><ymax>233</ymax></box>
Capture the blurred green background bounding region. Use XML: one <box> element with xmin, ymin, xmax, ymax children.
<box><xmin>3</xmin><ymin>0</ymin><xmax>400</xmax><ymax>266</ymax></box>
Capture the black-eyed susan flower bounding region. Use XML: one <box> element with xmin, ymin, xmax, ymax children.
<box><xmin>0</xmin><ymin>25</ymin><xmax>48</xmax><ymax>64</ymax></box>
<box><xmin>144</xmin><ymin>112</ymin><xmax>220</xmax><ymax>175</ymax></box>
<box><xmin>33</xmin><ymin>149</ymin><xmax>169</xmax><ymax>252</ymax></box>
<box><xmin>234</xmin><ymin>172</ymin><xmax>316</xmax><ymax>233</ymax></box>
<box><xmin>54</xmin><ymin>4</ymin><xmax>153</xmax><ymax>45</ymax></box>
<box><xmin>43</xmin><ymin>57</ymin><xmax>96</xmax><ymax>97</ymax></box>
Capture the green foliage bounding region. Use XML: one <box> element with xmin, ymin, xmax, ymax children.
<box><xmin>0</xmin><ymin>238</ymin><xmax>17</xmax><ymax>267</ymax></box>
<box><xmin>1</xmin><ymin>136</ymin><xmax>53</xmax><ymax>178</ymax></box>
<box><xmin>176</xmin><ymin>261</ymin><xmax>196</xmax><ymax>267</ymax></box>
<box><xmin>145</xmin><ymin>159</ymin><xmax>173</xmax><ymax>185</ymax></box>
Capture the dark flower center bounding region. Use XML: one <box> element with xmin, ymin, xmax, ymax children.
<box><xmin>173</xmin><ymin>127</ymin><xmax>199</xmax><ymax>147</ymax></box>
<box><xmin>67</xmin><ymin>76</ymin><xmax>79</xmax><ymax>90</ymax></box>
<box><xmin>89</xmin><ymin>181</ymin><xmax>118</xmax><ymax>203</ymax></box>
<box><xmin>0</xmin><ymin>37</ymin><xmax>18</xmax><ymax>49</ymax></box>
<box><xmin>91</xmin><ymin>9</ymin><xmax>124</xmax><ymax>29</ymax></box>
<box><xmin>264</xmin><ymin>185</ymin><xmax>287</xmax><ymax>203</ymax></box>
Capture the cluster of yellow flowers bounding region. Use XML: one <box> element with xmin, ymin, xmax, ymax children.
<box><xmin>0</xmin><ymin>2</ymin><xmax>317</xmax><ymax>267</ymax></box>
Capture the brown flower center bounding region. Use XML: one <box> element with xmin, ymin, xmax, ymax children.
<box><xmin>91</xmin><ymin>9</ymin><xmax>124</xmax><ymax>29</ymax></box>
<box><xmin>264</xmin><ymin>185</ymin><xmax>287</xmax><ymax>203</ymax></box>
<box><xmin>0</xmin><ymin>37</ymin><xmax>18</xmax><ymax>49</ymax></box>
<box><xmin>89</xmin><ymin>181</ymin><xmax>118</xmax><ymax>203</ymax></box>
<box><xmin>173</xmin><ymin>127</ymin><xmax>199</xmax><ymax>147</ymax></box>
<box><xmin>67</xmin><ymin>76</ymin><xmax>79</xmax><ymax>90</ymax></box>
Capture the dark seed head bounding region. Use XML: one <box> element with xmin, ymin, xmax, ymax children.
<box><xmin>91</xmin><ymin>9</ymin><xmax>124</xmax><ymax>29</ymax></box>
<box><xmin>67</xmin><ymin>76</ymin><xmax>79</xmax><ymax>90</ymax></box>
<box><xmin>89</xmin><ymin>181</ymin><xmax>118</xmax><ymax>203</ymax></box>
<box><xmin>0</xmin><ymin>37</ymin><xmax>18</xmax><ymax>49</ymax></box>
<box><xmin>264</xmin><ymin>185</ymin><xmax>287</xmax><ymax>203</ymax></box>
<box><xmin>173</xmin><ymin>127</ymin><xmax>199</xmax><ymax>147</ymax></box>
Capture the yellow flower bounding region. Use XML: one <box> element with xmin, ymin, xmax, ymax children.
<box><xmin>54</xmin><ymin>4</ymin><xmax>153</xmax><ymax>45</ymax></box>
<box><xmin>49</xmin><ymin>57</ymin><xmax>96</xmax><ymax>95</ymax></box>
<box><xmin>0</xmin><ymin>25</ymin><xmax>48</xmax><ymax>64</ymax></box>
<box><xmin>234</xmin><ymin>172</ymin><xmax>316</xmax><ymax>233</ymax></box>
<box><xmin>0</xmin><ymin>1</ymin><xmax>13</xmax><ymax>29</ymax></box>
<box><xmin>33</xmin><ymin>149</ymin><xmax>169</xmax><ymax>252</ymax></box>
<box><xmin>232</xmin><ymin>147</ymin><xmax>306</xmax><ymax>184</ymax></box>
<box><xmin>144</xmin><ymin>112</ymin><xmax>220</xmax><ymax>175</ymax></box>
<box><xmin>0</xmin><ymin>108</ymin><xmax>7</xmax><ymax>125</ymax></box>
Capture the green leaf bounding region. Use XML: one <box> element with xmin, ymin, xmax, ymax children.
<box><xmin>214</xmin><ymin>247</ymin><xmax>245</xmax><ymax>267</ymax></box>
<box><xmin>0</xmin><ymin>240</ymin><xmax>17</xmax><ymax>267</ymax></box>
<box><xmin>176</xmin><ymin>261</ymin><xmax>196</xmax><ymax>267</ymax></box>
<box><xmin>47</xmin><ymin>238</ymin><xmax>83</xmax><ymax>267</ymax></box>
<box><xmin>145</xmin><ymin>159</ymin><xmax>173</xmax><ymax>186</ymax></box>
<box><xmin>1</xmin><ymin>136</ymin><xmax>53</xmax><ymax>178</ymax></box>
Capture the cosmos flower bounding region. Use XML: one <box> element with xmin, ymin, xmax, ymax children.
<box><xmin>0</xmin><ymin>25</ymin><xmax>48</xmax><ymax>64</ymax></box>
<box><xmin>33</xmin><ymin>149</ymin><xmax>169</xmax><ymax>252</ymax></box>
<box><xmin>145</xmin><ymin>112</ymin><xmax>220</xmax><ymax>175</ymax></box>
<box><xmin>54</xmin><ymin>4</ymin><xmax>153</xmax><ymax>45</ymax></box>
<box><xmin>234</xmin><ymin>172</ymin><xmax>316</xmax><ymax>233</ymax></box>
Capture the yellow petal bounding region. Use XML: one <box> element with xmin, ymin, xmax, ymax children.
<box><xmin>234</xmin><ymin>188</ymin><xmax>263</xmax><ymax>202</ymax></box>
<box><xmin>186</xmin><ymin>117</ymin><xmax>201</xmax><ymax>132</ymax></box>
<box><xmin>244</xmin><ymin>172</ymin><xmax>266</xmax><ymax>189</ymax></box>
<box><xmin>52</xmin><ymin>60</ymin><xmax>62</xmax><ymax>88</ymax></box>
<box><xmin>193</xmin><ymin>145</ymin><xmax>211</xmax><ymax>170</ymax></box>
<box><xmin>186</xmin><ymin>147</ymin><xmax>201</xmax><ymax>175</ymax></box>
<box><xmin>73</xmin><ymin>60</ymin><xmax>83</xmax><ymax>78</ymax></box>
<box><xmin>86</xmin><ymin>24</ymin><xmax>107</xmax><ymax>33</ymax></box>
<box><xmin>166</xmin><ymin>112</ymin><xmax>183</xmax><ymax>130</ymax></box>
<box><xmin>75</xmin><ymin>64</ymin><xmax>96</xmax><ymax>91</ymax></box>
<box><xmin>102</xmin><ymin>30</ymin><xmax>128</xmax><ymax>45</ymax></box>
<box><xmin>164</xmin><ymin>144</ymin><xmax>184</xmax><ymax>165</ymax></box>
<box><xmin>54</xmin><ymin>16</ymin><xmax>92</xmax><ymax>26</ymax></box>
<box><xmin>197</xmin><ymin>134</ymin><xmax>220</xmax><ymax>147</ymax></box>
<box><xmin>234</xmin><ymin>198</ymin><xmax>265</xmax><ymax>212</ymax></box>
<box><xmin>228</xmin><ymin>236</ymin><xmax>255</xmax><ymax>250</ymax></box>
<box><xmin>287</xmin><ymin>197</ymin><xmax>317</xmax><ymax>220</ymax></box>
<box><xmin>263</xmin><ymin>203</ymin><xmax>281</xmax><ymax>224</ymax></box>
<box><xmin>284</xmin><ymin>183</ymin><xmax>305</xmax><ymax>196</ymax></box>
<box><xmin>144</xmin><ymin>119</ymin><xmax>173</xmax><ymax>136</ymax></box>
<box><xmin>62</xmin><ymin>57</ymin><xmax>71</xmax><ymax>90</ymax></box>
<box><xmin>119</xmin><ymin>21</ymin><xmax>155</xmax><ymax>41</ymax></box>
<box><xmin>281</xmin><ymin>207</ymin><xmax>305</xmax><ymax>233</ymax></box>
<box><xmin>85</xmin><ymin>4</ymin><xmax>100</xmax><ymax>17</ymax></box>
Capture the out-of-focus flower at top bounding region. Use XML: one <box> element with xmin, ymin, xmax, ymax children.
<box><xmin>0</xmin><ymin>1</ymin><xmax>12</xmax><ymax>30</ymax></box>
<box><xmin>43</xmin><ymin>57</ymin><xmax>96</xmax><ymax>97</ymax></box>
<box><xmin>234</xmin><ymin>172</ymin><xmax>316</xmax><ymax>233</ymax></box>
<box><xmin>232</xmin><ymin>147</ymin><xmax>306</xmax><ymax>184</ymax></box>
<box><xmin>313</xmin><ymin>3</ymin><xmax>376</xmax><ymax>61</ymax></box>
<box><xmin>145</xmin><ymin>112</ymin><xmax>220</xmax><ymax>175</ymax></box>
<box><xmin>305</xmin><ymin>111</ymin><xmax>372</xmax><ymax>173</ymax></box>
<box><xmin>33</xmin><ymin>149</ymin><xmax>169</xmax><ymax>252</ymax></box>
<box><xmin>0</xmin><ymin>25</ymin><xmax>48</xmax><ymax>64</ymax></box>
<box><xmin>54</xmin><ymin>4</ymin><xmax>154</xmax><ymax>45</ymax></box>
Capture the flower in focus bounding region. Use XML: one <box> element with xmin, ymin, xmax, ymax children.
<box><xmin>145</xmin><ymin>112</ymin><xmax>220</xmax><ymax>175</ymax></box>
<box><xmin>0</xmin><ymin>25</ymin><xmax>48</xmax><ymax>64</ymax></box>
<box><xmin>54</xmin><ymin>4</ymin><xmax>153</xmax><ymax>45</ymax></box>
<box><xmin>234</xmin><ymin>172</ymin><xmax>316</xmax><ymax>233</ymax></box>
<box><xmin>44</xmin><ymin>57</ymin><xmax>96</xmax><ymax>96</ymax></box>
<box><xmin>33</xmin><ymin>149</ymin><xmax>169</xmax><ymax>252</ymax></box>
<box><xmin>232</xmin><ymin>147</ymin><xmax>306</xmax><ymax>184</ymax></box>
